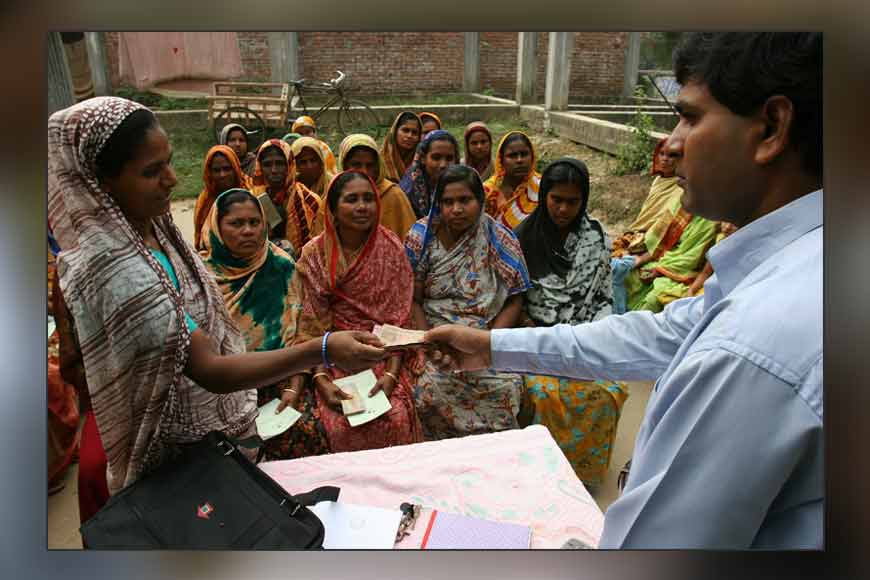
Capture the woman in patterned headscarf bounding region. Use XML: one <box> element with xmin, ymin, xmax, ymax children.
<box><xmin>47</xmin><ymin>97</ymin><xmax>386</xmax><ymax>511</ymax></box>
<box><xmin>201</xmin><ymin>189</ymin><xmax>330</xmax><ymax>460</ymax></box>
<box><xmin>380</xmin><ymin>111</ymin><xmax>422</xmax><ymax>183</ymax></box>
<box><xmin>462</xmin><ymin>121</ymin><xmax>494</xmax><ymax>181</ymax></box>
<box><xmin>483</xmin><ymin>131</ymin><xmax>542</xmax><ymax>231</ymax></box>
<box><xmin>291</xmin><ymin>136</ymin><xmax>335</xmax><ymax>198</ymax></box>
<box><xmin>398</xmin><ymin>129</ymin><xmax>460</xmax><ymax>219</ymax></box>
<box><xmin>219</xmin><ymin>123</ymin><xmax>257</xmax><ymax>177</ymax></box>
<box><xmin>291</xmin><ymin>114</ymin><xmax>317</xmax><ymax>138</ymax></box>
<box><xmin>337</xmin><ymin>133</ymin><xmax>416</xmax><ymax>239</ymax></box>
<box><xmin>192</xmin><ymin>144</ymin><xmax>251</xmax><ymax>249</ymax></box>
<box><xmin>405</xmin><ymin>165</ymin><xmax>530</xmax><ymax>440</ymax></box>
<box><xmin>514</xmin><ymin>158</ymin><xmax>629</xmax><ymax>485</ymax></box>
<box><xmin>292</xmin><ymin>171</ymin><xmax>424</xmax><ymax>452</ymax></box>
<box><xmin>250</xmin><ymin>138</ymin><xmax>322</xmax><ymax>257</ymax></box>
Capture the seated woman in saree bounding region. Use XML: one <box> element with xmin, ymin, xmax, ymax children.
<box><xmin>192</xmin><ymin>144</ymin><xmax>251</xmax><ymax>250</ymax></box>
<box><xmin>250</xmin><ymin>138</ymin><xmax>321</xmax><ymax>257</ymax></box>
<box><xmin>381</xmin><ymin>111</ymin><xmax>422</xmax><ymax>183</ymax></box>
<box><xmin>48</xmin><ymin>97</ymin><xmax>386</xmax><ymax>508</ymax></box>
<box><xmin>483</xmin><ymin>130</ymin><xmax>542</xmax><ymax>231</ymax></box>
<box><xmin>200</xmin><ymin>189</ymin><xmax>331</xmax><ymax>460</ymax></box>
<box><xmin>610</xmin><ymin>138</ymin><xmax>686</xmax><ymax>313</ymax></box>
<box><xmin>405</xmin><ymin>164</ymin><xmax>530</xmax><ymax>440</ymax></box>
<box><xmin>219</xmin><ymin>123</ymin><xmax>257</xmax><ymax>177</ymax></box>
<box><xmin>622</xmin><ymin>192</ymin><xmax>719</xmax><ymax>313</ymax></box>
<box><xmin>291</xmin><ymin>136</ymin><xmax>334</xmax><ymax>198</ymax></box>
<box><xmin>292</xmin><ymin>170</ymin><xmax>424</xmax><ymax>452</ymax></box>
<box><xmin>418</xmin><ymin>111</ymin><xmax>442</xmax><ymax>136</ymax></box>
<box><xmin>336</xmin><ymin>133</ymin><xmax>416</xmax><ymax>240</ymax></box>
<box><xmin>399</xmin><ymin>129</ymin><xmax>459</xmax><ymax>219</ymax></box>
<box><xmin>514</xmin><ymin>158</ymin><xmax>629</xmax><ymax>485</ymax></box>
<box><xmin>611</xmin><ymin>138</ymin><xmax>684</xmax><ymax>258</ymax></box>
<box><xmin>463</xmin><ymin>121</ymin><xmax>494</xmax><ymax>181</ymax></box>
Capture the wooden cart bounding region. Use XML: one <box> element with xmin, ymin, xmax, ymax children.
<box><xmin>207</xmin><ymin>81</ymin><xmax>289</xmax><ymax>141</ymax></box>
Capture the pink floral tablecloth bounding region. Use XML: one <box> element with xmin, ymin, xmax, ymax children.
<box><xmin>259</xmin><ymin>425</ymin><xmax>604</xmax><ymax>548</ymax></box>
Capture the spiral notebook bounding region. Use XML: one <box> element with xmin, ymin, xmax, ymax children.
<box><xmin>419</xmin><ymin>509</ymin><xmax>532</xmax><ymax>549</ymax></box>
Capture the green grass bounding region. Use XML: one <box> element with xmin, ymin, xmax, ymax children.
<box><xmin>115</xmin><ymin>86</ymin><xmax>208</xmax><ymax>110</ymax></box>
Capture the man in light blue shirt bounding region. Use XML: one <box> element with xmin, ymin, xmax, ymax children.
<box><xmin>424</xmin><ymin>32</ymin><xmax>823</xmax><ymax>549</ymax></box>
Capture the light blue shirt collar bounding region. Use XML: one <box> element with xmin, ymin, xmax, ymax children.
<box><xmin>706</xmin><ymin>188</ymin><xmax>823</xmax><ymax>300</ymax></box>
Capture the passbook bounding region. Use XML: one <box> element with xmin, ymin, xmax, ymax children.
<box><xmin>256</xmin><ymin>192</ymin><xmax>283</xmax><ymax>230</ymax></box>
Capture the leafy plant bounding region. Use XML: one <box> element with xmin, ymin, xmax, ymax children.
<box><xmin>613</xmin><ymin>88</ymin><xmax>657</xmax><ymax>175</ymax></box>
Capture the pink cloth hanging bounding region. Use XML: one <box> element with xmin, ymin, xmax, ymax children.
<box><xmin>119</xmin><ymin>32</ymin><xmax>242</xmax><ymax>88</ymax></box>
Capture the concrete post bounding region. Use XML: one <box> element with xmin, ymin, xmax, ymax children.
<box><xmin>286</xmin><ymin>32</ymin><xmax>299</xmax><ymax>81</ymax></box>
<box><xmin>48</xmin><ymin>32</ymin><xmax>75</xmax><ymax>115</ymax></box>
<box><xmin>84</xmin><ymin>32</ymin><xmax>112</xmax><ymax>96</ymax></box>
<box><xmin>463</xmin><ymin>32</ymin><xmax>480</xmax><ymax>93</ymax></box>
<box><xmin>622</xmin><ymin>32</ymin><xmax>641</xmax><ymax>98</ymax></box>
<box><xmin>515</xmin><ymin>32</ymin><xmax>537</xmax><ymax>104</ymax></box>
<box><xmin>545</xmin><ymin>32</ymin><xmax>573</xmax><ymax>111</ymax></box>
<box><xmin>269</xmin><ymin>33</ymin><xmax>300</xmax><ymax>83</ymax></box>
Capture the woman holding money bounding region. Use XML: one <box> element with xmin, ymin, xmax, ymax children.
<box><xmin>405</xmin><ymin>164</ymin><xmax>530</xmax><ymax>439</ymax></box>
<box><xmin>292</xmin><ymin>170</ymin><xmax>424</xmax><ymax>452</ymax></box>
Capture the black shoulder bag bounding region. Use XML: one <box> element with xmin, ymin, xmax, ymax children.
<box><xmin>80</xmin><ymin>430</ymin><xmax>338</xmax><ymax>549</ymax></box>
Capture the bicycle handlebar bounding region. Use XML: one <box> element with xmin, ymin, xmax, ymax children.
<box><xmin>329</xmin><ymin>70</ymin><xmax>346</xmax><ymax>88</ymax></box>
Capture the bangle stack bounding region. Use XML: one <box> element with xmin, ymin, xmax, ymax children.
<box><xmin>312</xmin><ymin>372</ymin><xmax>330</xmax><ymax>381</ymax></box>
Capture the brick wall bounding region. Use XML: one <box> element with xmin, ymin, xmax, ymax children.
<box><xmin>237</xmin><ymin>32</ymin><xmax>270</xmax><ymax>80</ymax></box>
<box><xmin>298</xmin><ymin>32</ymin><xmax>465</xmax><ymax>95</ymax></box>
<box><xmin>101</xmin><ymin>32</ymin><xmax>627</xmax><ymax>99</ymax></box>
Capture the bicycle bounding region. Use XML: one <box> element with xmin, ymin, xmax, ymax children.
<box><xmin>287</xmin><ymin>70</ymin><xmax>383</xmax><ymax>138</ymax></box>
<box><xmin>210</xmin><ymin>71</ymin><xmax>383</xmax><ymax>144</ymax></box>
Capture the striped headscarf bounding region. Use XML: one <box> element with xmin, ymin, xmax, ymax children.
<box><xmin>47</xmin><ymin>97</ymin><xmax>256</xmax><ymax>494</ymax></box>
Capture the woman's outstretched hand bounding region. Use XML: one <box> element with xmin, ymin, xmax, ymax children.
<box><xmin>327</xmin><ymin>331</ymin><xmax>387</xmax><ymax>372</ymax></box>
<box><xmin>423</xmin><ymin>325</ymin><xmax>492</xmax><ymax>372</ymax></box>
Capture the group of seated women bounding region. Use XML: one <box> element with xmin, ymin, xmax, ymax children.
<box><xmin>182</xmin><ymin>111</ymin><xmax>660</xmax><ymax>488</ymax></box>
<box><xmin>50</xmin><ymin>101</ymin><xmax>733</xmax><ymax>532</ymax></box>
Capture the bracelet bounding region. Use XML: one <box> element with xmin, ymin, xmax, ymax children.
<box><xmin>282</xmin><ymin>388</ymin><xmax>298</xmax><ymax>394</ymax></box>
<box><xmin>321</xmin><ymin>331</ymin><xmax>333</xmax><ymax>369</ymax></box>
<box><xmin>312</xmin><ymin>372</ymin><xmax>330</xmax><ymax>382</ymax></box>
<box><xmin>383</xmin><ymin>371</ymin><xmax>399</xmax><ymax>383</ymax></box>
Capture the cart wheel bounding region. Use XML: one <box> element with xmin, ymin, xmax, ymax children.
<box><xmin>213</xmin><ymin>106</ymin><xmax>267</xmax><ymax>150</ymax></box>
<box><xmin>337</xmin><ymin>99</ymin><xmax>384</xmax><ymax>139</ymax></box>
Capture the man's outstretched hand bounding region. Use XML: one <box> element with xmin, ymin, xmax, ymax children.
<box><xmin>423</xmin><ymin>325</ymin><xmax>492</xmax><ymax>372</ymax></box>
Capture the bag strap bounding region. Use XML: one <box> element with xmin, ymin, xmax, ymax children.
<box><xmin>294</xmin><ymin>486</ymin><xmax>340</xmax><ymax>507</ymax></box>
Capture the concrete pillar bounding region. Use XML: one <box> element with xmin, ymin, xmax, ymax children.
<box><xmin>85</xmin><ymin>32</ymin><xmax>112</xmax><ymax>96</ymax></box>
<box><xmin>48</xmin><ymin>32</ymin><xmax>75</xmax><ymax>116</ymax></box>
<box><xmin>515</xmin><ymin>32</ymin><xmax>537</xmax><ymax>104</ymax></box>
<box><xmin>268</xmin><ymin>32</ymin><xmax>299</xmax><ymax>83</ymax></box>
<box><xmin>463</xmin><ymin>32</ymin><xmax>480</xmax><ymax>93</ymax></box>
<box><xmin>622</xmin><ymin>32</ymin><xmax>641</xmax><ymax>98</ymax></box>
<box><xmin>545</xmin><ymin>32</ymin><xmax>573</xmax><ymax>111</ymax></box>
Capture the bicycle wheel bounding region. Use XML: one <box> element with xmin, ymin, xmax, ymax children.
<box><xmin>337</xmin><ymin>99</ymin><xmax>383</xmax><ymax>138</ymax></box>
<box><xmin>213</xmin><ymin>106</ymin><xmax>266</xmax><ymax>148</ymax></box>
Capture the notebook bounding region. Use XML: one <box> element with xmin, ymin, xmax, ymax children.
<box><xmin>420</xmin><ymin>509</ymin><xmax>532</xmax><ymax>549</ymax></box>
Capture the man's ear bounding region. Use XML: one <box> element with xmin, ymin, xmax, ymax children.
<box><xmin>754</xmin><ymin>95</ymin><xmax>794</xmax><ymax>166</ymax></box>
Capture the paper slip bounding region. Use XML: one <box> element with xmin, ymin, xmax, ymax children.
<box><xmin>373</xmin><ymin>323</ymin><xmax>427</xmax><ymax>350</ymax></box>
<box><xmin>255</xmin><ymin>398</ymin><xmax>302</xmax><ymax>440</ymax></box>
<box><xmin>310</xmin><ymin>501</ymin><xmax>402</xmax><ymax>549</ymax></box>
<box><xmin>333</xmin><ymin>370</ymin><xmax>392</xmax><ymax>427</ymax></box>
